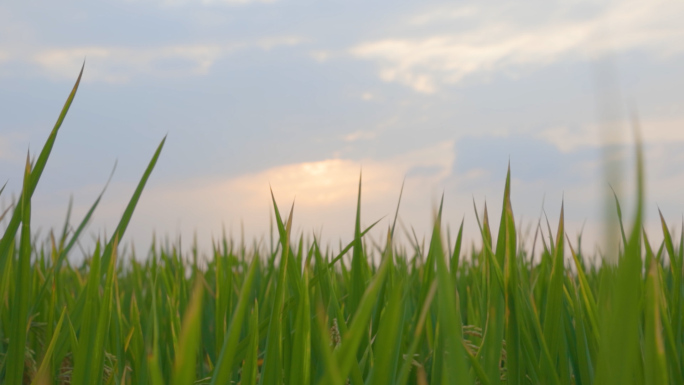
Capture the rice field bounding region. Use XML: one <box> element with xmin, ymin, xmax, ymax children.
<box><xmin>1</xmin><ymin>67</ymin><xmax>682</xmax><ymax>385</ymax></box>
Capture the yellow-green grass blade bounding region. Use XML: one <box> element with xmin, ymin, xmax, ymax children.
<box><xmin>317</xmin><ymin>217</ymin><xmax>382</xmax><ymax>270</ymax></box>
<box><xmin>390</xmin><ymin>177</ymin><xmax>405</xmax><ymax>239</ymax></box>
<box><xmin>128</xmin><ymin>295</ymin><xmax>147</xmax><ymax>384</ymax></box>
<box><xmin>644</xmin><ymin>258</ymin><xmax>668</xmax><ymax>384</ymax></box>
<box><xmin>148</xmin><ymin>290</ymin><xmax>166</xmax><ymax>385</ymax></box>
<box><xmin>172</xmin><ymin>279</ymin><xmax>205</xmax><ymax>385</ymax></box>
<box><xmin>594</xmin><ymin>125</ymin><xmax>645</xmax><ymax>385</ymax></box>
<box><xmin>658</xmin><ymin>210</ymin><xmax>682</xmax><ymax>360</ymax></box>
<box><xmin>431</xmin><ymin>320</ymin><xmax>445</xmax><ymax>384</ymax></box>
<box><xmin>31</xmin><ymin>166</ymin><xmax>114</xmax><ymax>316</ymax></box>
<box><xmin>396</xmin><ymin>281</ymin><xmax>436</xmax><ymax>385</ymax></box>
<box><xmin>610</xmin><ymin>187</ymin><xmax>628</xmax><ymax>248</ymax></box>
<box><xmin>70</xmin><ymin>239</ymin><xmax>101</xmax><ymax>384</ymax></box>
<box><xmin>569</xmin><ymin>280</ymin><xmax>593</xmax><ymax>385</ymax></box>
<box><xmin>65</xmin><ymin>137</ymin><xmax>165</xmax><ymax>342</ymax></box>
<box><xmin>313</xmin><ymin>302</ymin><xmax>344</xmax><ymax>385</ymax></box>
<box><xmin>503</xmin><ymin>191</ymin><xmax>525</xmax><ymax>385</ymax></box>
<box><xmin>269</xmin><ymin>188</ymin><xmax>303</xmax><ymax>303</ymax></box>
<box><xmin>30</xmin><ymin>307</ymin><xmax>65</xmax><ymax>385</ymax></box>
<box><xmin>656</xmin><ymin>262</ymin><xmax>684</xmax><ymax>383</ymax></box>
<box><xmin>289</xmin><ymin>266</ymin><xmax>311</xmax><ymax>385</ymax></box>
<box><xmin>567</xmin><ymin>240</ymin><xmax>600</xmax><ymax>347</ymax></box>
<box><xmin>450</xmin><ymin>217</ymin><xmax>464</xmax><ymax>281</ymax></box>
<box><xmin>479</xmin><ymin>167</ymin><xmax>510</xmax><ymax>384</ymax></box>
<box><xmin>214</xmin><ymin>246</ymin><xmax>232</xmax><ymax>361</ymax></box>
<box><xmin>101</xmin><ymin>136</ymin><xmax>166</xmax><ymax>271</ymax></box>
<box><xmin>349</xmin><ymin>171</ymin><xmax>369</xmax><ymax>319</ymax></box>
<box><xmin>241</xmin><ymin>301</ymin><xmax>260</xmax><ymax>385</ymax></box>
<box><xmin>541</xmin><ymin>203</ymin><xmax>568</xmax><ymax>384</ymax></box>
<box><xmin>368</xmin><ymin>234</ymin><xmax>403</xmax><ymax>385</ymax></box>
<box><xmin>0</xmin><ymin>64</ymin><xmax>84</xmax><ymax>263</ymax></box>
<box><xmin>89</xmin><ymin>238</ymin><xmax>118</xmax><ymax>384</ymax></box>
<box><xmin>311</xmin><ymin>240</ymin><xmax>365</xmax><ymax>385</ymax></box>
<box><xmin>211</xmin><ymin>256</ymin><xmax>258</xmax><ymax>384</ymax></box>
<box><xmin>259</xmin><ymin>199</ymin><xmax>293</xmax><ymax>385</ymax></box>
<box><xmin>6</xmin><ymin>156</ymin><xmax>33</xmax><ymax>385</ymax></box>
<box><xmin>420</xmin><ymin>195</ymin><xmax>445</xmax><ymax>311</ymax></box>
<box><xmin>431</xmin><ymin>207</ymin><xmax>473</xmax><ymax>385</ymax></box>
<box><xmin>0</xmin><ymin>248</ymin><xmax>13</xmax><ymax>361</ymax></box>
<box><xmin>329</xmin><ymin>240</ymin><xmax>392</xmax><ymax>383</ymax></box>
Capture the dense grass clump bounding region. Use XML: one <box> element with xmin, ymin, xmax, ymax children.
<box><xmin>1</xmin><ymin>68</ymin><xmax>683</xmax><ymax>385</ymax></box>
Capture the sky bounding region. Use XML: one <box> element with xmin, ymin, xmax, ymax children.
<box><xmin>1</xmin><ymin>0</ymin><xmax>684</xmax><ymax>259</ymax></box>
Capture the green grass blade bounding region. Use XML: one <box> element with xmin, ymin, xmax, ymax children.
<box><xmin>330</xmin><ymin>239</ymin><xmax>392</xmax><ymax>383</ymax></box>
<box><xmin>594</xmin><ymin>121</ymin><xmax>645</xmax><ymax>385</ymax></box>
<box><xmin>87</xmin><ymin>238</ymin><xmax>118</xmax><ymax>384</ymax></box>
<box><xmin>241</xmin><ymin>301</ymin><xmax>260</xmax><ymax>385</ymax></box>
<box><xmin>289</xmin><ymin>266</ymin><xmax>311</xmax><ymax>385</ymax></box>
<box><xmin>431</xmin><ymin>206</ymin><xmax>473</xmax><ymax>385</ymax></box>
<box><xmin>396</xmin><ymin>281</ymin><xmax>436</xmax><ymax>385</ymax></box>
<box><xmin>368</xmin><ymin>276</ymin><xmax>403</xmax><ymax>385</ymax></box>
<box><xmin>644</xmin><ymin>258</ymin><xmax>668</xmax><ymax>384</ymax></box>
<box><xmin>6</xmin><ymin>156</ymin><xmax>33</xmax><ymax>385</ymax></box>
<box><xmin>31</xmin><ymin>307</ymin><xmax>66</xmax><ymax>385</ymax></box>
<box><xmin>172</xmin><ymin>279</ymin><xmax>205</xmax><ymax>385</ymax></box>
<box><xmin>313</xmin><ymin>302</ymin><xmax>344</xmax><ymax>385</ymax></box>
<box><xmin>349</xmin><ymin>171</ymin><xmax>368</xmax><ymax>319</ymax></box>
<box><xmin>101</xmin><ymin>136</ymin><xmax>166</xmax><ymax>270</ymax></box>
<box><xmin>0</xmin><ymin>64</ymin><xmax>84</xmax><ymax>262</ymax></box>
<box><xmin>71</xmin><ymin>239</ymin><xmax>102</xmax><ymax>385</ymax></box>
<box><xmin>212</xmin><ymin>256</ymin><xmax>258</xmax><ymax>384</ymax></box>
<box><xmin>260</xmin><ymin>198</ymin><xmax>293</xmax><ymax>385</ymax></box>
<box><xmin>541</xmin><ymin>203</ymin><xmax>567</xmax><ymax>384</ymax></box>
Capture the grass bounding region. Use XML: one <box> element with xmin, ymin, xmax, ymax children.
<box><xmin>1</xmin><ymin>68</ymin><xmax>683</xmax><ymax>385</ymax></box>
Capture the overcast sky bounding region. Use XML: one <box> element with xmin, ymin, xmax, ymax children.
<box><xmin>2</xmin><ymin>0</ymin><xmax>684</xmax><ymax>257</ymax></box>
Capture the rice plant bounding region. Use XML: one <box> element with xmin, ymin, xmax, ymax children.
<box><xmin>0</xmin><ymin>68</ymin><xmax>682</xmax><ymax>385</ymax></box>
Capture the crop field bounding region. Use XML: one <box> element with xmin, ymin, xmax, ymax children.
<box><xmin>1</xmin><ymin>68</ymin><xmax>683</xmax><ymax>385</ymax></box>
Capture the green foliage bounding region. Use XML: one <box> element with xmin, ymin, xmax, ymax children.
<box><xmin>1</xmin><ymin>67</ymin><xmax>683</xmax><ymax>385</ymax></box>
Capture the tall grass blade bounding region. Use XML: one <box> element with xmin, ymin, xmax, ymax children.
<box><xmin>212</xmin><ymin>256</ymin><xmax>258</xmax><ymax>384</ymax></box>
<box><xmin>172</xmin><ymin>279</ymin><xmax>205</xmax><ymax>385</ymax></box>
<box><xmin>6</xmin><ymin>156</ymin><xmax>33</xmax><ymax>385</ymax></box>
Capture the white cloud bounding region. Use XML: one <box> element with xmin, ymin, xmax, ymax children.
<box><xmin>310</xmin><ymin>50</ymin><xmax>331</xmax><ymax>63</ymax></box>
<box><xmin>408</xmin><ymin>6</ymin><xmax>477</xmax><ymax>26</ymax></box>
<box><xmin>361</xmin><ymin>92</ymin><xmax>374</xmax><ymax>101</ymax></box>
<box><xmin>350</xmin><ymin>0</ymin><xmax>684</xmax><ymax>93</ymax></box>
<box><xmin>24</xmin><ymin>37</ymin><xmax>302</xmax><ymax>83</ymax></box>
<box><xmin>344</xmin><ymin>130</ymin><xmax>377</xmax><ymax>142</ymax></box>
<box><xmin>538</xmin><ymin>117</ymin><xmax>684</xmax><ymax>153</ymax></box>
<box><xmin>87</xmin><ymin>141</ymin><xmax>456</xmax><ymax>248</ymax></box>
<box><xmin>257</xmin><ymin>36</ymin><xmax>303</xmax><ymax>50</ymax></box>
<box><xmin>126</xmin><ymin>0</ymin><xmax>276</xmax><ymax>7</ymax></box>
<box><xmin>33</xmin><ymin>44</ymin><xmax>228</xmax><ymax>83</ymax></box>
<box><xmin>0</xmin><ymin>133</ymin><xmax>24</xmax><ymax>162</ymax></box>
<box><xmin>166</xmin><ymin>140</ymin><xmax>453</xmax><ymax>209</ymax></box>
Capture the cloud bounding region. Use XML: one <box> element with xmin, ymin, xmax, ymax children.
<box><xmin>344</xmin><ymin>130</ymin><xmax>377</xmax><ymax>142</ymax></box>
<box><xmin>257</xmin><ymin>36</ymin><xmax>303</xmax><ymax>50</ymax></box>
<box><xmin>33</xmin><ymin>44</ymin><xmax>227</xmax><ymax>83</ymax></box>
<box><xmin>537</xmin><ymin>117</ymin><xmax>684</xmax><ymax>153</ymax></box>
<box><xmin>125</xmin><ymin>0</ymin><xmax>276</xmax><ymax>7</ymax></box>
<box><xmin>310</xmin><ymin>50</ymin><xmax>331</xmax><ymax>63</ymax></box>
<box><xmin>408</xmin><ymin>6</ymin><xmax>477</xmax><ymax>26</ymax></box>
<box><xmin>361</xmin><ymin>92</ymin><xmax>374</xmax><ymax>101</ymax></box>
<box><xmin>88</xmin><ymin>141</ymin><xmax>456</xmax><ymax>247</ymax></box>
<box><xmin>165</xmin><ymin>140</ymin><xmax>453</xmax><ymax>209</ymax></box>
<box><xmin>19</xmin><ymin>37</ymin><xmax>302</xmax><ymax>83</ymax></box>
<box><xmin>0</xmin><ymin>133</ymin><xmax>24</xmax><ymax>162</ymax></box>
<box><xmin>350</xmin><ymin>0</ymin><xmax>684</xmax><ymax>93</ymax></box>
